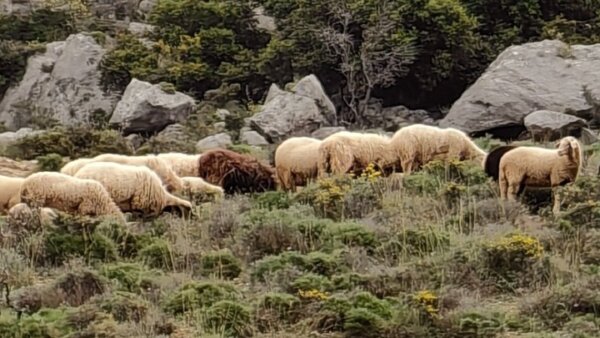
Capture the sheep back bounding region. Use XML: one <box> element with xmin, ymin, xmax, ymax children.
<box><xmin>0</xmin><ymin>175</ymin><xmax>24</xmax><ymax>213</ymax></box>
<box><xmin>484</xmin><ymin>145</ymin><xmax>518</xmax><ymax>181</ymax></box>
<box><xmin>275</xmin><ymin>137</ymin><xmax>322</xmax><ymax>190</ymax></box>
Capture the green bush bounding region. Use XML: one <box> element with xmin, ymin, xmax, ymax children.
<box><xmin>164</xmin><ymin>281</ymin><xmax>239</xmax><ymax>315</ymax></box>
<box><xmin>204</xmin><ymin>300</ymin><xmax>252</xmax><ymax>337</ymax></box>
<box><xmin>256</xmin><ymin>292</ymin><xmax>301</xmax><ymax>326</ymax></box>
<box><xmin>97</xmin><ymin>291</ymin><xmax>149</xmax><ymax>322</ymax></box>
<box><xmin>199</xmin><ymin>249</ymin><xmax>243</xmax><ymax>280</ymax></box>
<box><xmin>35</xmin><ymin>153</ymin><xmax>64</xmax><ymax>171</ymax></box>
<box><xmin>100</xmin><ymin>262</ymin><xmax>162</xmax><ymax>294</ymax></box>
<box><xmin>138</xmin><ymin>238</ymin><xmax>175</xmax><ymax>270</ymax></box>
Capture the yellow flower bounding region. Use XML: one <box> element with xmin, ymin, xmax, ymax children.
<box><xmin>298</xmin><ymin>289</ymin><xmax>329</xmax><ymax>301</ymax></box>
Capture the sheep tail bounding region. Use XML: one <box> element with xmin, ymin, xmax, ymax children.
<box><xmin>484</xmin><ymin>145</ymin><xmax>518</xmax><ymax>181</ymax></box>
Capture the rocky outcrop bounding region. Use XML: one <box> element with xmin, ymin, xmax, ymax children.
<box><xmin>0</xmin><ymin>156</ymin><xmax>38</xmax><ymax>177</ymax></box>
<box><xmin>249</xmin><ymin>75</ymin><xmax>335</xmax><ymax>143</ymax></box>
<box><xmin>0</xmin><ymin>33</ymin><xmax>119</xmax><ymax>130</ymax></box>
<box><xmin>524</xmin><ymin>110</ymin><xmax>588</xmax><ymax>141</ymax></box>
<box><xmin>440</xmin><ymin>40</ymin><xmax>600</xmax><ymax>139</ymax></box>
<box><xmin>362</xmin><ymin>101</ymin><xmax>434</xmax><ymax>131</ymax></box>
<box><xmin>240</xmin><ymin>128</ymin><xmax>269</xmax><ymax>146</ymax></box>
<box><xmin>196</xmin><ymin>133</ymin><xmax>232</xmax><ymax>152</ymax></box>
<box><xmin>311</xmin><ymin>127</ymin><xmax>346</xmax><ymax>140</ymax></box>
<box><xmin>0</xmin><ymin>128</ymin><xmax>44</xmax><ymax>152</ymax></box>
<box><xmin>109</xmin><ymin>79</ymin><xmax>196</xmax><ymax>135</ymax></box>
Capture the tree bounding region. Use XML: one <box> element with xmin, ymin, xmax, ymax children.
<box><xmin>319</xmin><ymin>1</ymin><xmax>416</xmax><ymax>124</ymax></box>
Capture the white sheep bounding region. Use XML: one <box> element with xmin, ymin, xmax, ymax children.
<box><xmin>275</xmin><ymin>137</ymin><xmax>322</xmax><ymax>191</ymax></box>
<box><xmin>318</xmin><ymin>131</ymin><xmax>397</xmax><ymax>177</ymax></box>
<box><xmin>157</xmin><ymin>152</ymin><xmax>202</xmax><ymax>177</ymax></box>
<box><xmin>91</xmin><ymin>154</ymin><xmax>184</xmax><ymax>192</ymax></box>
<box><xmin>390</xmin><ymin>124</ymin><xmax>481</xmax><ymax>174</ymax></box>
<box><xmin>60</xmin><ymin>158</ymin><xmax>94</xmax><ymax>176</ymax></box>
<box><xmin>0</xmin><ymin>175</ymin><xmax>24</xmax><ymax>213</ymax></box>
<box><xmin>180</xmin><ymin>177</ymin><xmax>224</xmax><ymax>202</ymax></box>
<box><xmin>74</xmin><ymin>162</ymin><xmax>192</xmax><ymax>217</ymax></box>
<box><xmin>497</xmin><ymin>136</ymin><xmax>583</xmax><ymax>214</ymax></box>
<box><xmin>19</xmin><ymin>172</ymin><xmax>127</xmax><ymax>224</ymax></box>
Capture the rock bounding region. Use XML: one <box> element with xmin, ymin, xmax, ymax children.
<box><xmin>250</xmin><ymin>92</ymin><xmax>325</xmax><ymax>143</ymax></box>
<box><xmin>253</xmin><ymin>6</ymin><xmax>276</xmax><ymax>32</ymax></box>
<box><xmin>0</xmin><ymin>34</ymin><xmax>120</xmax><ymax>130</ymax></box>
<box><xmin>127</xmin><ymin>22</ymin><xmax>155</xmax><ymax>37</ymax></box>
<box><xmin>215</xmin><ymin>109</ymin><xmax>231</xmax><ymax>121</ymax></box>
<box><xmin>310</xmin><ymin>127</ymin><xmax>346</xmax><ymax>140</ymax></box>
<box><xmin>137</xmin><ymin>0</ymin><xmax>157</xmax><ymax>19</ymax></box>
<box><xmin>524</xmin><ymin>110</ymin><xmax>588</xmax><ymax>141</ymax></box>
<box><xmin>361</xmin><ymin>102</ymin><xmax>433</xmax><ymax>131</ymax></box>
<box><xmin>156</xmin><ymin>123</ymin><xmax>188</xmax><ymax>141</ymax></box>
<box><xmin>581</xmin><ymin>128</ymin><xmax>599</xmax><ymax>145</ymax></box>
<box><xmin>264</xmin><ymin>83</ymin><xmax>286</xmax><ymax>104</ymax></box>
<box><xmin>109</xmin><ymin>79</ymin><xmax>196</xmax><ymax>135</ymax></box>
<box><xmin>0</xmin><ymin>128</ymin><xmax>44</xmax><ymax>151</ymax></box>
<box><xmin>213</xmin><ymin>122</ymin><xmax>226</xmax><ymax>132</ymax></box>
<box><xmin>240</xmin><ymin>129</ymin><xmax>269</xmax><ymax>146</ymax></box>
<box><xmin>124</xmin><ymin>134</ymin><xmax>145</xmax><ymax>151</ymax></box>
<box><xmin>292</xmin><ymin>74</ymin><xmax>337</xmax><ymax>125</ymax></box>
<box><xmin>196</xmin><ymin>133</ymin><xmax>232</xmax><ymax>152</ymax></box>
<box><xmin>440</xmin><ymin>40</ymin><xmax>600</xmax><ymax>139</ymax></box>
<box><xmin>0</xmin><ymin>156</ymin><xmax>38</xmax><ymax>177</ymax></box>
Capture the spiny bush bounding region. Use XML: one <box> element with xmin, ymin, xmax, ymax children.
<box><xmin>204</xmin><ymin>300</ymin><xmax>252</xmax><ymax>337</ymax></box>
<box><xmin>96</xmin><ymin>291</ymin><xmax>149</xmax><ymax>322</ymax></box>
<box><xmin>163</xmin><ymin>281</ymin><xmax>239</xmax><ymax>316</ymax></box>
<box><xmin>138</xmin><ymin>238</ymin><xmax>175</xmax><ymax>270</ymax></box>
<box><xmin>35</xmin><ymin>153</ymin><xmax>64</xmax><ymax>171</ymax></box>
<box><xmin>199</xmin><ymin>249</ymin><xmax>243</xmax><ymax>280</ymax></box>
<box><xmin>99</xmin><ymin>262</ymin><xmax>162</xmax><ymax>294</ymax></box>
<box><xmin>255</xmin><ymin>292</ymin><xmax>301</xmax><ymax>330</ymax></box>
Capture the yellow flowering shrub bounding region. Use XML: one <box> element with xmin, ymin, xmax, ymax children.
<box><xmin>298</xmin><ymin>289</ymin><xmax>330</xmax><ymax>301</ymax></box>
<box><xmin>413</xmin><ymin>290</ymin><xmax>439</xmax><ymax>318</ymax></box>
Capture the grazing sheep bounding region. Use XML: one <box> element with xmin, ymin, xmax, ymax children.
<box><xmin>91</xmin><ymin>154</ymin><xmax>184</xmax><ymax>192</ymax></box>
<box><xmin>7</xmin><ymin>203</ymin><xmax>57</xmax><ymax>228</ymax></box>
<box><xmin>74</xmin><ymin>162</ymin><xmax>192</xmax><ymax>217</ymax></box>
<box><xmin>197</xmin><ymin>148</ymin><xmax>276</xmax><ymax>194</ymax></box>
<box><xmin>19</xmin><ymin>172</ymin><xmax>127</xmax><ymax>224</ymax></box>
<box><xmin>495</xmin><ymin>136</ymin><xmax>583</xmax><ymax>214</ymax></box>
<box><xmin>483</xmin><ymin>145</ymin><xmax>519</xmax><ymax>181</ymax></box>
<box><xmin>317</xmin><ymin>131</ymin><xmax>397</xmax><ymax>177</ymax></box>
<box><xmin>157</xmin><ymin>152</ymin><xmax>202</xmax><ymax>177</ymax></box>
<box><xmin>180</xmin><ymin>177</ymin><xmax>224</xmax><ymax>202</ymax></box>
<box><xmin>60</xmin><ymin>158</ymin><xmax>94</xmax><ymax>176</ymax></box>
<box><xmin>275</xmin><ymin>137</ymin><xmax>322</xmax><ymax>191</ymax></box>
<box><xmin>390</xmin><ymin>124</ymin><xmax>466</xmax><ymax>174</ymax></box>
<box><xmin>0</xmin><ymin>175</ymin><xmax>24</xmax><ymax>213</ymax></box>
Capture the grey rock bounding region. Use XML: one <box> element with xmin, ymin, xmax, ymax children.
<box><xmin>124</xmin><ymin>134</ymin><xmax>145</xmax><ymax>151</ymax></box>
<box><xmin>292</xmin><ymin>74</ymin><xmax>337</xmax><ymax>124</ymax></box>
<box><xmin>264</xmin><ymin>83</ymin><xmax>285</xmax><ymax>104</ymax></box>
<box><xmin>240</xmin><ymin>129</ymin><xmax>269</xmax><ymax>146</ymax></box>
<box><xmin>253</xmin><ymin>6</ymin><xmax>276</xmax><ymax>32</ymax></box>
<box><xmin>157</xmin><ymin>123</ymin><xmax>187</xmax><ymax>140</ymax></box>
<box><xmin>440</xmin><ymin>40</ymin><xmax>600</xmax><ymax>136</ymax></box>
<box><xmin>0</xmin><ymin>128</ymin><xmax>44</xmax><ymax>151</ymax></box>
<box><xmin>137</xmin><ymin>0</ymin><xmax>157</xmax><ymax>19</ymax></box>
<box><xmin>196</xmin><ymin>133</ymin><xmax>232</xmax><ymax>152</ymax></box>
<box><xmin>0</xmin><ymin>34</ymin><xmax>120</xmax><ymax>130</ymax></box>
<box><xmin>213</xmin><ymin>122</ymin><xmax>226</xmax><ymax>132</ymax></box>
<box><xmin>580</xmin><ymin>128</ymin><xmax>599</xmax><ymax>145</ymax></box>
<box><xmin>250</xmin><ymin>92</ymin><xmax>324</xmax><ymax>143</ymax></box>
<box><xmin>215</xmin><ymin>109</ymin><xmax>231</xmax><ymax>121</ymax></box>
<box><xmin>363</xmin><ymin>102</ymin><xmax>433</xmax><ymax>132</ymax></box>
<box><xmin>109</xmin><ymin>79</ymin><xmax>196</xmax><ymax>135</ymax></box>
<box><xmin>127</xmin><ymin>22</ymin><xmax>155</xmax><ymax>37</ymax></box>
<box><xmin>524</xmin><ymin>110</ymin><xmax>588</xmax><ymax>141</ymax></box>
<box><xmin>310</xmin><ymin>127</ymin><xmax>347</xmax><ymax>140</ymax></box>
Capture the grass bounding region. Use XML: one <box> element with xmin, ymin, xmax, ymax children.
<box><xmin>1</xmin><ymin>142</ymin><xmax>600</xmax><ymax>337</ymax></box>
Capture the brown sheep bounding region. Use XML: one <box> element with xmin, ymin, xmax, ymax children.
<box><xmin>197</xmin><ymin>148</ymin><xmax>276</xmax><ymax>194</ymax></box>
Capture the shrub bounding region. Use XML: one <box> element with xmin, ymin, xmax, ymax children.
<box><xmin>290</xmin><ymin>273</ymin><xmax>333</xmax><ymax>293</ymax></box>
<box><xmin>327</xmin><ymin>222</ymin><xmax>380</xmax><ymax>253</ymax></box>
<box><xmin>35</xmin><ymin>153</ymin><xmax>64</xmax><ymax>171</ymax></box>
<box><xmin>53</xmin><ymin>268</ymin><xmax>108</xmax><ymax>307</ymax></box>
<box><xmin>138</xmin><ymin>238</ymin><xmax>175</xmax><ymax>270</ymax></box>
<box><xmin>99</xmin><ymin>262</ymin><xmax>162</xmax><ymax>294</ymax></box>
<box><xmin>97</xmin><ymin>291</ymin><xmax>149</xmax><ymax>322</ymax></box>
<box><xmin>199</xmin><ymin>249</ymin><xmax>243</xmax><ymax>280</ymax></box>
<box><xmin>163</xmin><ymin>281</ymin><xmax>239</xmax><ymax>315</ymax></box>
<box><xmin>256</xmin><ymin>292</ymin><xmax>301</xmax><ymax>326</ymax></box>
<box><xmin>204</xmin><ymin>300</ymin><xmax>252</xmax><ymax>337</ymax></box>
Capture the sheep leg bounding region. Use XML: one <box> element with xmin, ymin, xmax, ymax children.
<box><xmin>498</xmin><ymin>174</ymin><xmax>508</xmax><ymax>200</ymax></box>
<box><xmin>401</xmin><ymin>157</ymin><xmax>414</xmax><ymax>175</ymax></box>
<box><xmin>552</xmin><ymin>187</ymin><xmax>561</xmax><ymax>215</ymax></box>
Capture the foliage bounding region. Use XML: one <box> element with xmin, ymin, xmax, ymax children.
<box><xmin>199</xmin><ymin>249</ymin><xmax>243</xmax><ymax>280</ymax></box>
<box><xmin>35</xmin><ymin>153</ymin><xmax>64</xmax><ymax>172</ymax></box>
<box><xmin>163</xmin><ymin>281</ymin><xmax>239</xmax><ymax>315</ymax></box>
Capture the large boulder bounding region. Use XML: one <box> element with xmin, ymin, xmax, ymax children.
<box><xmin>524</xmin><ymin>110</ymin><xmax>588</xmax><ymax>141</ymax></box>
<box><xmin>240</xmin><ymin>129</ymin><xmax>269</xmax><ymax>146</ymax></box>
<box><xmin>0</xmin><ymin>33</ymin><xmax>120</xmax><ymax>130</ymax></box>
<box><xmin>311</xmin><ymin>127</ymin><xmax>347</xmax><ymax>140</ymax></box>
<box><xmin>196</xmin><ymin>133</ymin><xmax>232</xmax><ymax>152</ymax></box>
<box><xmin>0</xmin><ymin>156</ymin><xmax>38</xmax><ymax>177</ymax></box>
<box><xmin>109</xmin><ymin>79</ymin><xmax>196</xmax><ymax>135</ymax></box>
<box><xmin>363</xmin><ymin>101</ymin><xmax>434</xmax><ymax>131</ymax></box>
<box><xmin>250</xmin><ymin>75</ymin><xmax>335</xmax><ymax>143</ymax></box>
<box><xmin>440</xmin><ymin>40</ymin><xmax>600</xmax><ymax>139</ymax></box>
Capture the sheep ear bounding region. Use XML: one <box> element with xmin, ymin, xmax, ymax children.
<box><xmin>557</xmin><ymin>140</ymin><xmax>571</xmax><ymax>156</ymax></box>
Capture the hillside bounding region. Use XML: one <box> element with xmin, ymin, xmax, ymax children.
<box><xmin>1</xmin><ymin>0</ymin><xmax>600</xmax><ymax>337</ymax></box>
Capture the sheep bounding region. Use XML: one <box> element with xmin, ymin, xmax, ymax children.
<box><xmin>197</xmin><ymin>148</ymin><xmax>276</xmax><ymax>194</ymax></box>
<box><xmin>180</xmin><ymin>177</ymin><xmax>224</xmax><ymax>202</ymax></box>
<box><xmin>60</xmin><ymin>158</ymin><xmax>94</xmax><ymax>176</ymax></box>
<box><xmin>483</xmin><ymin>145</ymin><xmax>519</xmax><ymax>181</ymax></box>
<box><xmin>91</xmin><ymin>154</ymin><xmax>184</xmax><ymax>192</ymax></box>
<box><xmin>157</xmin><ymin>152</ymin><xmax>202</xmax><ymax>177</ymax></box>
<box><xmin>494</xmin><ymin>136</ymin><xmax>583</xmax><ymax>214</ymax></box>
<box><xmin>7</xmin><ymin>203</ymin><xmax>57</xmax><ymax>229</ymax></box>
<box><xmin>275</xmin><ymin>137</ymin><xmax>322</xmax><ymax>191</ymax></box>
<box><xmin>0</xmin><ymin>175</ymin><xmax>24</xmax><ymax>213</ymax></box>
<box><xmin>317</xmin><ymin>131</ymin><xmax>397</xmax><ymax>177</ymax></box>
<box><xmin>19</xmin><ymin>172</ymin><xmax>127</xmax><ymax>224</ymax></box>
<box><xmin>390</xmin><ymin>124</ymin><xmax>483</xmax><ymax>174</ymax></box>
<box><xmin>73</xmin><ymin>162</ymin><xmax>193</xmax><ymax>217</ymax></box>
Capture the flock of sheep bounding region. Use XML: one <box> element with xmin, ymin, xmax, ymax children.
<box><xmin>0</xmin><ymin>123</ymin><xmax>585</xmax><ymax>227</ymax></box>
